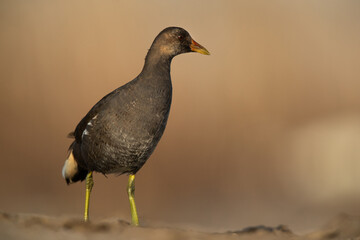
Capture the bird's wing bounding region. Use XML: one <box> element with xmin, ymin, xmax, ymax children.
<box><xmin>70</xmin><ymin>89</ymin><xmax>117</xmax><ymax>143</ymax></box>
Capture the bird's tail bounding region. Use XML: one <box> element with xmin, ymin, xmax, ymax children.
<box><xmin>62</xmin><ymin>147</ymin><xmax>88</xmax><ymax>184</ymax></box>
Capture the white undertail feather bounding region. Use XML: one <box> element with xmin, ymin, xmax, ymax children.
<box><xmin>62</xmin><ymin>151</ymin><xmax>78</xmax><ymax>184</ymax></box>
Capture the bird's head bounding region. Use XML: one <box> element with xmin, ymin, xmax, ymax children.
<box><xmin>152</xmin><ymin>27</ymin><xmax>210</xmax><ymax>57</ymax></box>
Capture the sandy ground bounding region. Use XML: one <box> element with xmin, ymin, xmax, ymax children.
<box><xmin>1</xmin><ymin>212</ymin><xmax>360</xmax><ymax>240</ymax></box>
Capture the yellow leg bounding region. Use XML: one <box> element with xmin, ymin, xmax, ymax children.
<box><xmin>84</xmin><ymin>172</ymin><xmax>94</xmax><ymax>222</ymax></box>
<box><xmin>127</xmin><ymin>174</ymin><xmax>139</xmax><ymax>226</ymax></box>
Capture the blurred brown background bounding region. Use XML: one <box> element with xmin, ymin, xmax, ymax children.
<box><xmin>0</xmin><ymin>0</ymin><xmax>360</xmax><ymax>234</ymax></box>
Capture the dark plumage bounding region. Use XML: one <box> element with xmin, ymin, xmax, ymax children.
<box><xmin>62</xmin><ymin>27</ymin><xmax>209</xmax><ymax>224</ymax></box>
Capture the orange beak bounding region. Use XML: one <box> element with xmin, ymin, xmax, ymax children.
<box><xmin>190</xmin><ymin>39</ymin><xmax>210</xmax><ymax>55</ymax></box>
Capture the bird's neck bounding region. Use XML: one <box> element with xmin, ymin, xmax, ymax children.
<box><xmin>140</xmin><ymin>47</ymin><xmax>173</xmax><ymax>78</ymax></box>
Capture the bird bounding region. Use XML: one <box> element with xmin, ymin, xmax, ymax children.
<box><xmin>62</xmin><ymin>26</ymin><xmax>210</xmax><ymax>226</ymax></box>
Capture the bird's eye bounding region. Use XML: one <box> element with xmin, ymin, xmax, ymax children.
<box><xmin>177</xmin><ymin>35</ymin><xmax>184</xmax><ymax>40</ymax></box>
